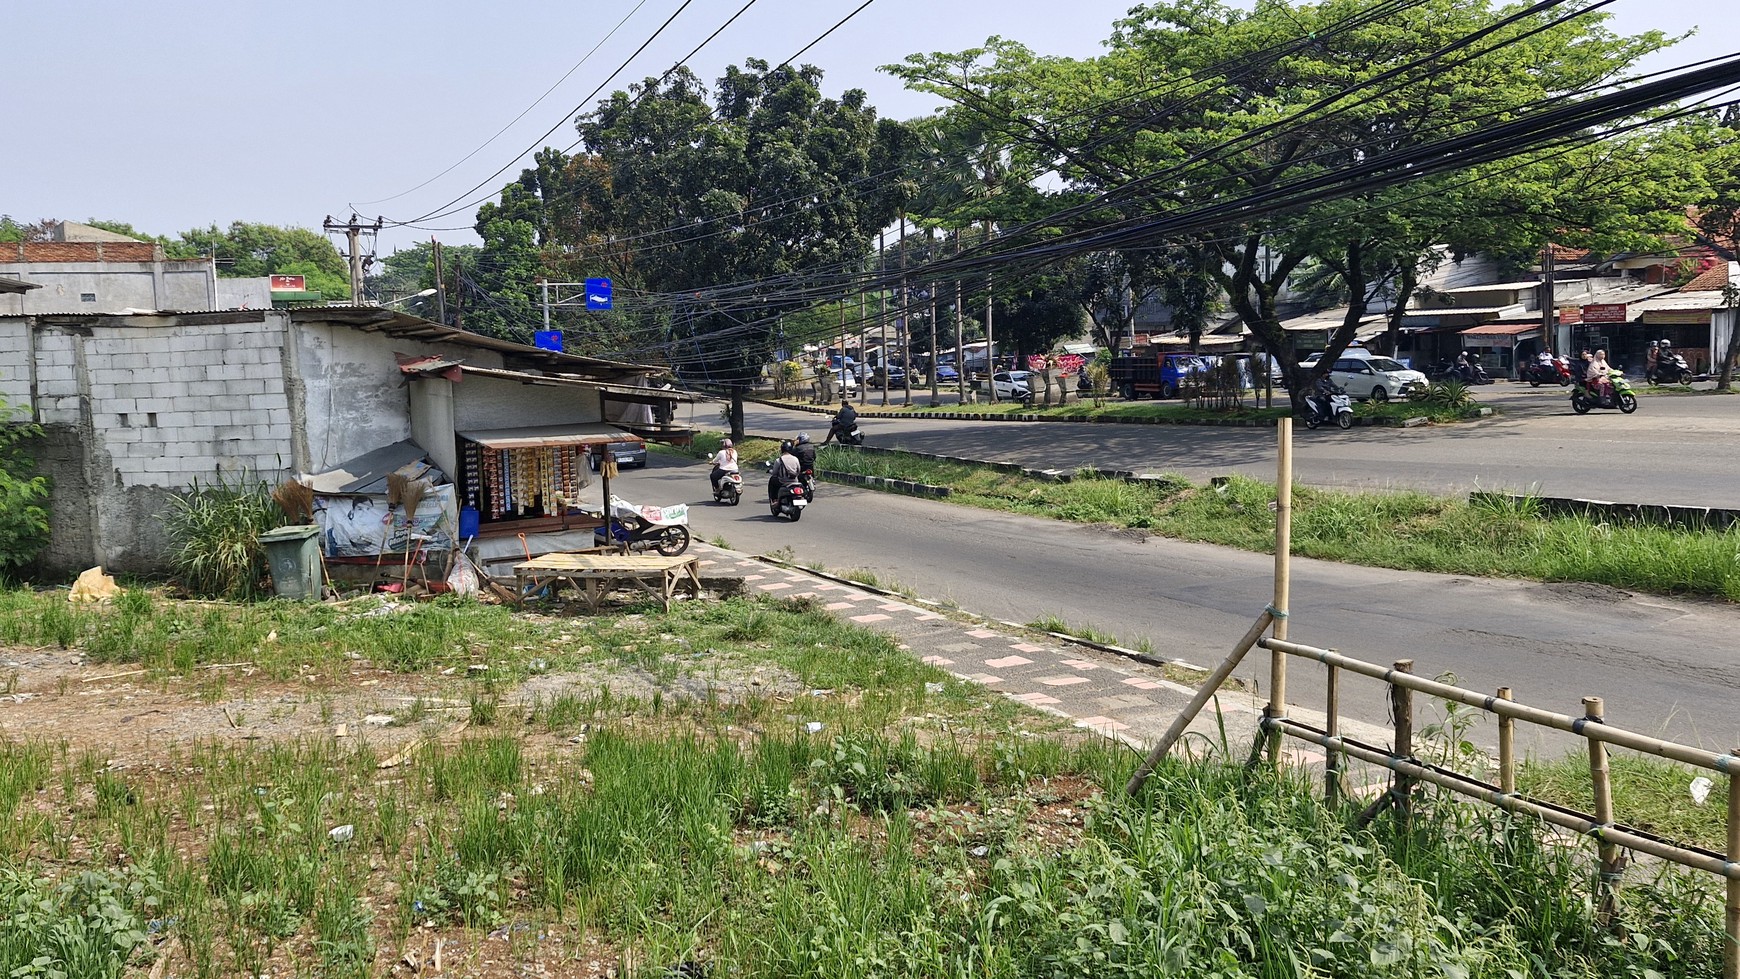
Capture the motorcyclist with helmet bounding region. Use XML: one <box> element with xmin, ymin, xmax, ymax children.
<box><xmin>820</xmin><ymin>398</ymin><xmax>858</xmax><ymax>445</ymax></box>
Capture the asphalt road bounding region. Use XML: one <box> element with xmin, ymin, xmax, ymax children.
<box><xmin>629</xmin><ymin>451</ymin><xmax>1740</xmax><ymax>756</ymax></box>
<box><xmin>728</xmin><ymin>383</ymin><xmax>1740</xmax><ymax>508</ymax></box>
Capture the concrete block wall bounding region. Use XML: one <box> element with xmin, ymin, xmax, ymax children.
<box><xmin>78</xmin><ymin>319</ymin><xmax>295</xmax><ymax>489</ymax></box>
<box><xmin>0</xmin><ymin>320</ymin><xmax>31</xmax><ymax>412</ymax></box>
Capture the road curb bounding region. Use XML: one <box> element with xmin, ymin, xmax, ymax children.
<box><xmin>742</xmin><ymin>394</ymin><xmax>1453</xmax><ymax>428</ymax></box>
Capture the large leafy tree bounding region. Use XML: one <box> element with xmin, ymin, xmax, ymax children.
<box><xmin>565</xmin><ymin>60</ymin><xmax>911</xmax><ymax>434</ymax></box>
<box><xmin>892</xmin><ymin>0</ymin><xmax>1701</xmax><ymax>406</ymax></box>
<box><xmin>178</xmin><ymin>221</ymin><xmax>350</xmax><ymax>299</ymax></box>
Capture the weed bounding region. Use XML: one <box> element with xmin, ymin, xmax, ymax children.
<box><xmin>160</xmin><ymin>471</ymin><xmax>282</xmax><ymax>600</ymax></box>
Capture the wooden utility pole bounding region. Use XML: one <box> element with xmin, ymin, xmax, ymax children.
<box><xmin>323</xmin><ymin>213</ymin><xmax>383</xmax><ymax>305</ymax></box>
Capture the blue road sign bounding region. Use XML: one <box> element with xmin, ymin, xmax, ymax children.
<box><xmin>533</xmin><ymin>330</ymin><xmax>563</xmax><ymax>352</ymax></box>
<box><xmin>585</xmin><ymin>278</ymin><xmax>612</xmax><ymax>310</ymax></box>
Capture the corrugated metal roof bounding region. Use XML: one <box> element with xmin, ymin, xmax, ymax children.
<box><xmin>291</xmin><ymin>306</ymin><xmax>658</xmax><ymax>377</ymax></box>
<box><xmin>0</xmin><ymin>276</ymin><xmax>41</xmax><ymax>294</ymax></box>
<box><xmin>1433</xmin><ymin>280</ymin><xmax>1541</xmax><ymax>294</ymax></box>
<box><xmin>304</xmin><ymin>439</ymin><xmax>438</xmax><ymax>495</ymax></box>
<box><xmin>1400</xmin><ymin>305</ymin><xmax>1519</xmax><ymax>317</ymax></box>
<box><xmin>1629</xmin><ymin>291</ymin><xmax>1728</xmax><ymax>312</ymax></box>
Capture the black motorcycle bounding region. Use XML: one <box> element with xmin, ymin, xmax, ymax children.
<box><xmin>828</xmin><ymin>419</ymin><xmax>864</xmax><ymax>447</ymax></box>
<box><xmin>1647</xmin><ymin>351</ymin><xmax>1693</xmax><ymax>385</ymax></box>
<box><xmin>771</xmin><ymin>480</ymin><xmax>809</xmax><ymax>521</ymax></box>
<box><xmin>1429</xmin><ymin>359</ymin><xmax>1491</xmax><ymax>385</ymax></box>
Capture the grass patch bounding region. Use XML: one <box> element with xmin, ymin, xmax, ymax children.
<box><xmin>1518</xmin><ymin>751</ymin><xmax>1730</xmax><ymax>850</ymax></box>
<box><xmin>0</xmin><ymin>589</ymin><xmax>1727</xmax><ymax>977</ymax></box>
<box><xmin>809</xmin><ymin>448</ymin><xmax>1740</xmax><ymax>602</ymax></box>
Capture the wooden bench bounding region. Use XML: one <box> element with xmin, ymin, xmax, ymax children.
<box><xmin>513</xmin><ymin>552</ymin><xmax>704</xmax><ymax>612</ymax></box>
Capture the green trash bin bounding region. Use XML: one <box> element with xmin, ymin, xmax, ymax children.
<box><xmin>259</xmin><ymin>524</ymin><xmax>323</xmax><ymax>601</ymax></box>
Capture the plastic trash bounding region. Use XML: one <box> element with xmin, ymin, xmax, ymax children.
<box><xmin>328</xmin><ymin>824</ymin><xmax>355</xmax><ymax>843</ymax></box>
<box><xmin>804</xmin><ymin>721</ymin><xmax>824</xmax><ymax>734</ymax></box>
<box><xmin>1690</xmin><ymin>776</ymin><xmax>1714</xmax><ymax>805</ymax></box>
<box><xmin>68</xmin><ymin>567</ymin><xmax>120</xmax><ymax>603</ymax></box>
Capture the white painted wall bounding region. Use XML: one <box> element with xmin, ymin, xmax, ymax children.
<box><xmin>451</xmin><ymin>374</ymin><xmax>604</xmax><ymax>432</ymax></box>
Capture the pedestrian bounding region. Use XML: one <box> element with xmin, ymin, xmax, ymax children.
<box><xmin>1645</xmin><ymin>340</ymin><xmax>1659</xmax><ymax>381</ymax></box>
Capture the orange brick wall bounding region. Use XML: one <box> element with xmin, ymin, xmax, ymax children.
<box><xmin>5</xmin><ymin>241</ymin><xmax>162</xmax><ymax>263</ymax></box>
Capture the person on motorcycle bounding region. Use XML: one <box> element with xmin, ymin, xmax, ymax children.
<box><xmin>767</xmin><ymin>441</ymin><xmax>802</xmax><ymax>502</ymax></box>
<box><xmin>1586</xmin><ymin>348</ymin><xmax>1614</xmax><ymax>402</ymax></box>
<box><xmin>792</xmin><ymin>432</ymin><xmax>817</xmax><ymax>474</ymax></box>
<box><xmin>1311</xmin><ymin>373</ymin><xmax>1338</xmax><ymax>421</ymax></box>
<box><xmin>709</xmin><ymin>438</ymin><xmax>738</xmax><ymax>493</ymax></box>
<box><xmin>820</xmin><ymin>398</ymin><xmax>858</xmax><ymax>445</ymax></box>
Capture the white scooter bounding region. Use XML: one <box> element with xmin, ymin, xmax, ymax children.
<box><xmin>1302</xmin><ymin>385</ymin><xmax>1354</xmax><ymax>430</ymax></box>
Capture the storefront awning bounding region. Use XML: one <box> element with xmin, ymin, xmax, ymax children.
<box><xmin>460</xmin><ymin>424</ymin><xmax>640</xmax><ymax>450</ymax></box>
<box><xmin>1461</xmin><ymin>323</ymin><xmax>1540</xmax><ymax>339</ymax></box>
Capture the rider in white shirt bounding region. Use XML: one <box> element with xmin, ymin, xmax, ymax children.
<box><xmin>709</xmin><ymin>439</ymin><xmax>739</xmax><ymax>492</ymax></box>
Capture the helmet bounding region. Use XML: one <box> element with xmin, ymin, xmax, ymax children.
<box><xmin>1648</xmin><ymin>340</ymin><xmax>1659</xmax><ymax>348</ymax></box>
<box><xmin>781</xmin><ymin>440</ymin><xmax>793</xmax><ymax>453</ymax></box>
<box><xmin>721</xmin><ymin>438</ymin><xmax>733</xmax><ymax>448</ymax></box>
<box><xmin>1660</xmin><ymin>340</ymin><xmax>1672</xmax><ymax>349</ymax></box>
<box><xmin>797</xmin><ymin>432</ymin><xmax>810</xmax><ymax>444</ymax></box>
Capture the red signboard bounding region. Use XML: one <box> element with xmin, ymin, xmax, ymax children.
<box><xmin>1556</xmin><ymin>306</ymin><xmax>1583</xmax><ymax>325</ymax></box>
<box><xmin>1581</xmin><ymin>303</ymin><xmax>1628</xmax><ymax>324</ymax></box>
<box><xmin>269</xmin><ymin>274</ymin><xmax>307</xmax><ymax>292</ymax></box>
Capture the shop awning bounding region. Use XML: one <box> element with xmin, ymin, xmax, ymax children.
<box><xmin>1461</xmin><ymin>323</ymin><xmax>1541</xmax><ymax>338</ymax></box>
<box><xmin>460</xmin><ymin>424</ymin><xmax>640</xmax><ymax>450</ymax></box>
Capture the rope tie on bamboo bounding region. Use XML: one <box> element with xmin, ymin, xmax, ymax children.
<box><xmin>1264</xmin><ymin>604</ymin><xmax>1289</xmax><ymax>619</ymax></box>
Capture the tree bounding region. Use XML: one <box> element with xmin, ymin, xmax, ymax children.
<box><xmin>892</xmin><ymin>1</ymin><xmax>1699</xmax><ymax>408</ymax></box>
<box><xmin>178</xmin><ymin>221</ymin><xmax>350</xmax><ymax>299</ymax></box>
<box><xmin>0</xmin><ymin>397</ymin><xmax>50</xmax><ymax>570</ymax></box>
<box><xmin>562</xmin><ymin>61</ymin><xmax>910</xmax><ymax>436</ymax></box>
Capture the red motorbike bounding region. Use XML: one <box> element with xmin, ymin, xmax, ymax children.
<box><xmin>1519</xmin><ymin>357</ymin><xmax>1571</xmax><ymax>387</ymax></box>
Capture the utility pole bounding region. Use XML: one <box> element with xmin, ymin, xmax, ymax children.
<box><xmin>323</xmin><ymin>213</ymin><xmax>383</xmax><ymax>305</ymax></box>
<box><xmin>954</xmin><ymin>229</ymin><xmax>965</xmax><ymax>405</ymax></box>
<box><xmin>984</xmin><ymin>219</ymin><xmax>997</xmax><ymax>404</ymax></box>
<box><xmin>431</xmin><ymin>238</ymin><xmax>447</xmax><ymax>325</ymax></box>
<box><xmin>879</xmin><ymin>230</ymin><xmax>889</xmax><ymax>407</ymax></box>
<box><xmin>929</xmin><ymin>273</ymin><xmax>939</xmax><ymax>405</ymax></box>
<box><xmin>1541</xmin><ymin>241</ymin><xmax>1557</xmax><ymax>361</ymax></box>
<box><xmin>899</xmin><ymin>216</ymin><xmax>912</xmax><ymax>407</ymax></box>
<box><xmin>540</xmin><ymin>278</ymin><xmax>552</xmax><ymax>333</ymax></box>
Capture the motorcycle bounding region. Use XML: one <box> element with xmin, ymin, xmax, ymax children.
<box><xmin>712</xmin><ymin>470</ymin><xmax>743</xmax><ymax>506</ymax></box>
<box><xmin>593</xmin><ymin>497</ymin><xmax>691</xmax><ymax>555</ymax></box>
<box><xmin>1647</xmin><ymin>351</ymin><xmax>1693</xmax><ymax>386</ymax></box>
<box><xmin>1519</xmin><ymin>357</ymin><xmax>1572</xmax><ymax>387</ymax></box>
<box><xmin>1302</xmin><ymin>386</ymin><xmax>1354</xmax><ymax>430</ymax></box>
<box><xmin>1429</xmin><ymin>359</ymin><xmax>1491</xmax><ymax>385</ymax></box>
<box><xmin>1570</xmin><ymin>370</ymin><xmax>1638</xmax><ymax>415</ymax></box>
<box><xmin>828</xmin><ymin>420</ymin><xmax>864</xmax><ymax>447</ymax></box>
<box><xmin>770</xmin><ymin>480</ymin><xmax>809</xmax><ymax>521</ymax></box>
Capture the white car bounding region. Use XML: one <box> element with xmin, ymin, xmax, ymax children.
<box><xmin>992</xmin><ymin>370</ymin><xmax>1033</xmax><ymax>401</ymax></box>
<box><xmin>1302</xmin><ymin>350</ymin><xmax>1426</xmax><ymax>402</ymax></box>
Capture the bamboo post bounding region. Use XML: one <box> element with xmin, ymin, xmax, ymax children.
<box><xmin>1266</xmin><ymin>418</ymin><xmax>1293</xmax><ymax>765</ymax></box>
<box><xmin>1496</xmin><ymin>687</ymin><xmax>1516</xmax><ymax>794</ymax></box>
<box><xmin>1726</xmin><ymin>745</ymin><xmax>1739</xmax><ymax>979</ymax></box>
<box><xmin>1324</xmin><ymin>659</ymin><xmax>1341</xmax><ymax>806</ymax></box>
<box><xmin>1125</xmin><ymin>610</ymin><xmax>1274</xmax><ymax>796</ymax></box>
<box><xmin>1391</xmin><ymin>659</ymin><xmax>1416</xmax><ymax>832</ymax></box>
<box><xmin>1584</xmin><ymin>696</ymin><xmax>1625</xmax><ymax>930</ymax></box>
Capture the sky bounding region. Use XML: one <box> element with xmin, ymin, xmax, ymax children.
<box><xmin>7</xmin><ymin>0</ymin><xmax>1730</xmax><ymax>257</ymax></box>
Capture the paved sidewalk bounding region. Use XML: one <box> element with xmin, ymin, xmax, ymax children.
<box><xmin>691</xmin><ymin>542</ymin><xmax>1392</xmax><ymax>772</ymax></box>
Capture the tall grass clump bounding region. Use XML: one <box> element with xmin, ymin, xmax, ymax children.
<box><xmin>161</xmin><ymin>471</ymin><xmax>282</xmax><ymax>600</ymax></box>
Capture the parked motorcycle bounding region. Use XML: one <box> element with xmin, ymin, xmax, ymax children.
<box><xmin>1429</xmin><ymin>359</ymin><xmax>1491</xmax><ymax>385</ymax></box>
<box><xmin>1519</xmin><ymin>357</ymin><xmax>1572</xmax><ymax>387</ymax></box>
<box><xmin>771</xmin><ymin>480</ymin><xmax>809</xmax><ymax>521</ymax></box>
<box><xmin>1302</xmin><ymin>386</ymin><xmax>1354</xmax><ymax>430</ymax></box>
<box><xmin>1570</xmin><ymin>370</ymin><xmax>1638</xmax><ymax>415</ymax></box>
<box><xmin>712</xmin><ymin>470</ymin><xmax>743</xmax><ymax>506</ymax></box>
<box><xmin>1647</xmin><ymin>350</ymin><xmax>1693</xmax><ymax>386</ymax></box>
<box><xmin>593</xmin><ymin>497</ymin><xmax>691</xmax><ymax>555</ymax></box>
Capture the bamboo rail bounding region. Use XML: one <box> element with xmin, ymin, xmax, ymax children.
<box><xmin>1254</xmin><ymin>634</ymin><xmax>1740</xmax><ymax>977</ymax></box>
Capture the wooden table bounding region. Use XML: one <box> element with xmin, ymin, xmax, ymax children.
<box><xmin>513</xmin><ymin>552</ymin><xmax>704</xmax><ymax>612</ymax></box>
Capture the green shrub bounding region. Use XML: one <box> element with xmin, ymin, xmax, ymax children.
<box><xmin>161</xmin><ymin>471</ymin><xmax>281</xmax><ymax>599</ymax></box>
<box><xmin>0</xmin><ymin>866</ymin><xmax>158</xmax><ymax>979</ymax></box>
<box><xmin>0</xmin><ymin>396</ymin><xmax>51</xmax><ymax>570</ymax></box>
